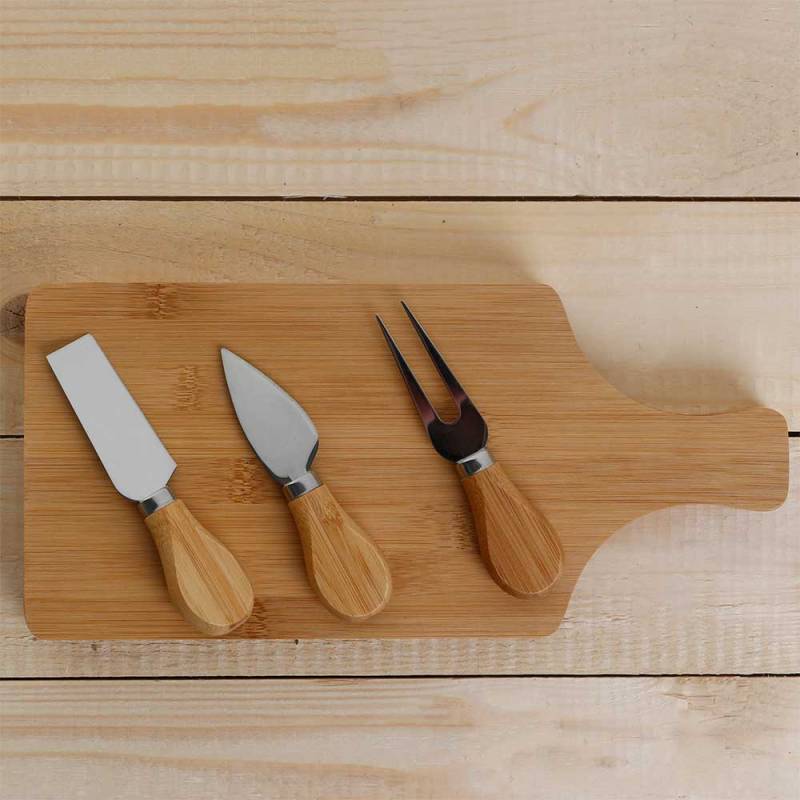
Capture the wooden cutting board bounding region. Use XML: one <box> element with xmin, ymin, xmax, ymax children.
<box><xmin>24</xmin><ymin>284</ymin><xmax>789</xmax><ymax>639</ymax></box>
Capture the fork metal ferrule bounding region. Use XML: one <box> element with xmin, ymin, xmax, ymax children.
<box><xmin>456</xmin><ymin>448</ymin><xmax>495</xmax><ymax>478</ymax></box>
<box><xmin>282</xmin><ymin>471</ymin><xmax>322</xmax><ymax>501</ymax></box>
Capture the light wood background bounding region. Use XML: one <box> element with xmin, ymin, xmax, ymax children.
<box><xmin>2</xmin><ymin>678</ymin><xmax>798</xmax><ymax>800</ymax></box>
<box><xmin>1</xmin><ymin>1</ymin><xmax>799</xmax><ymax>792</ymax></box>
<box><xmin>1</xmin><ymin>1</ymin><xmax>799</xmax><ymax>196</ymax></box>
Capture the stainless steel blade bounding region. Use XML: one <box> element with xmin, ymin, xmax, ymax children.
<box><xmin>47</xmin><ymin>334</ymin><xmax>176</xmax><ymax>502</ymax></box>
<box><xmin>220</xmin><ymin>348</ymin><xmax>318</xmax><ymax>485</ymax></box>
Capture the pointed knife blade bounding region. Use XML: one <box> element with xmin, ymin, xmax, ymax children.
<box><xmin>220</xmin><ymin>348</ymin><xmax>318</xmax><ymax>485</ymax></box>
<box><xmin>47</xmin><ymin>334</ymin><xmax>176</xmax><ymax>502</ymax></box>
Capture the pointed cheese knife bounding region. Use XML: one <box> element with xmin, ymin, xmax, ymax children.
<box><xmin>221</xmin><ymin>348</ymin><xmax>392</xmax><ymax>622</ymax></box>
<box><xmin>47</xmin><ymin>334</ymin><xmax>254</xmax><ymax>636</ymax></box>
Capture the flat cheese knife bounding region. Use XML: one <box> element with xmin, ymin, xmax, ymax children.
<box><xmin>47</xmin><ymin>334</ymin><xmax>254</xmax><ymax>636</ymax></box>
<box><xmin>221</xmin><ymin>348</ymin><xmax>392</xmax><ymax>622</ymax></box>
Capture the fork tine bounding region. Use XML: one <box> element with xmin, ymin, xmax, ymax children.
<box><xmin>376</xmin><ymin>315</ymin><xmax>439</xmax><ymax>425</ymax></box>
<box><xmin>400</xmin><ymin>301</ymin><xmax>468</xmax><ymax>406</ymax></box>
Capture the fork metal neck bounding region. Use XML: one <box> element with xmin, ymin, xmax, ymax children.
<box><xmin>456</xmin><ymin>448</ymin><xmax>494</xmax><ymax>477</ymax></box>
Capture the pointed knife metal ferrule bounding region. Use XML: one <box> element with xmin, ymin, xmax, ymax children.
<box><xmin>282</xmin><ymin>471</ymin><xmax>322</xmax><ymax>501</ymax></box>
<box><xmin>137</xmin><ymin>486</ymin><xmax>176</xmax><ymax>517</ymax></box>
<box><xmin>456</xmin><ymin>448</ymin><xmax>495</xmax><ymax>478</ymax></box>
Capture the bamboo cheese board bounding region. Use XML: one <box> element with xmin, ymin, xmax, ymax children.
<box><xmin>24</xmin><ymin>284</ymin><xmax>789</xmax><ymax>639</ymax></box>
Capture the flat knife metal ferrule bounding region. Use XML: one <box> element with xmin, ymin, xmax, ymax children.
<box><xmin>47</xmin><ymin>334</ymin><xmax>254</xmax><ymax>636</ymax></box>
<box><xmin>221</xmin><ymin>348</ymin><xmax>392</xmax><ymax>622</ymax></box>
<box><xmin>138</xmin><ymin>486</ymin><xmax>176</xmax><ymax>517</ymax></box>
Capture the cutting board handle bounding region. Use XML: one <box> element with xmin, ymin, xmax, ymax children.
<box><xmin>461</xmin><ymin>462</ymin><xmax>564</xmax><ymax>597</ymax></box>
<box><xmin>288</xmin><ymin>484</ymin><xmax>392</xmax><ymax>621</ymax></box>
<box><xmin>144</xmin><ymin>499</ymin><xmax>254</xmax><ymax>636</ymax></box>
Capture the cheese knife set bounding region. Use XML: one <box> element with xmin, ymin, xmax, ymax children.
<box><xmin>45</xmin><ymin>301</ymin><xmax>563</xmax><ymax>636</ymax></box>
<box><xmin>24</xmin><ymin>284</ymin><xmax>789</xmax><ymax>640</ymax></box>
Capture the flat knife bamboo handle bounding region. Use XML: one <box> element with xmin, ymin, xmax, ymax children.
<box><xmin>288</xmin><ymin>485</ymin><xmax>392</xmax><ymax>622</ymax></box>
<box><xmin>144</xmin><ymin>500</ymin><xmax>254</xmax><ymax>636</ymax></box>
<box><xmin>460</xmin><ymin>463</ymin><xmax>563</xmax><ymax>597</ymax></box>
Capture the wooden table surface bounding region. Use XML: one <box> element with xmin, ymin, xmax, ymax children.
<box><xmin>1</xmin><ymin>3</ymin><xmax>799</xmax><ymax>798</ymax></box>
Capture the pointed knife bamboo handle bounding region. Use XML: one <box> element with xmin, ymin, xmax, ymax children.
<box><xmin>143</xmin><ymin>500</ymin><xmax>254</xmax><ymax>636</ymax></box>
<box><xmin>288</xmin><ymin>485</ymin><xmax>392</xmax><ymax>622</ymax></box>
<box><xmin>460</xmin><ymin>463</ymin><xmax>563</xmax><ymax>597</ymax></box>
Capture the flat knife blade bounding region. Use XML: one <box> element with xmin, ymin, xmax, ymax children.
<box><xmin>220</xmin><ymin>348</ymin><xmax>318</xmax><ymax>485</ymax></box>
<box><xmin>47</xmin><ymin>334</ymin><xmax>176</xmax><ymax>502</ymax></box>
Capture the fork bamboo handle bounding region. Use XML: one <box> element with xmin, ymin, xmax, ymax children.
<box><xmin>288</xmin><ymin>485</ymin><xmax>392</xmax><ymax>622</ymax></box>
<box><xmin>460</xmin><ymin>463</ymin><xmax>564</xmax><ymax>597</ymax></box>
<box><xmin>144</xmin><ymin>499</ymin><xmax>254</xmax><ymax>636</ymax></box>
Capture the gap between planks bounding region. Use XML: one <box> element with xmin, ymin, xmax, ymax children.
<box><xmin>2</xmin><ymin>673</ymin><xmax>799</xmax><ymax>681</ymax></box>
<box><xmin>2</xmin><ymin>196</ymin><xmax>799</xmax><ymax>202</ymax></box>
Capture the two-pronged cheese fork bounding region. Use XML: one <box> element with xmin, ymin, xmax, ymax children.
<box><xmin>377</xmin><ymin>302</ymin><xmax>564</xmax><ymax>597</ymax></box>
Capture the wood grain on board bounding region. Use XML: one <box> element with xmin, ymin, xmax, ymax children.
<box><xmin>3</xmin><ymin>200</ymin><xmax>799</xmax><ymax>436</ymax></box>
<box><xmin>1</xmin><ymin>2</ymin><xmax>798</xmax><ymax>196</ymax></box>
<box><xmin>2</xmin><ymin>677</ymin><xmax>798</xmax><ymax>800</ymax></box>
<box><xmin>21</xmin><ymin>284</ymin><xmax>790</xmax><ymax>640</ymax></box>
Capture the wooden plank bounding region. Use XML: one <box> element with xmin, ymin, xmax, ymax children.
<box><xmin>2</xmin><ymin>200</ymin><xmax>799</xmax><ymax>436</ymax></box>
<box><xmin>1</xmin><ymin>677</ymin><xmax>798</xmax><ymax>799</ymax></box>
<box><xmin>23</xmin><ymin>283</ymin><xmax>789</xmax><ymax>640</ymax></box>
<box><xmin>1</xmin><ymin>2</ymin><xmax>798</xmax><ymax>196</ymax></box>
<box><xmin>4</xmin><ymin>439</ymin><xmax>799</xmax><ymax>675</ymax></box>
